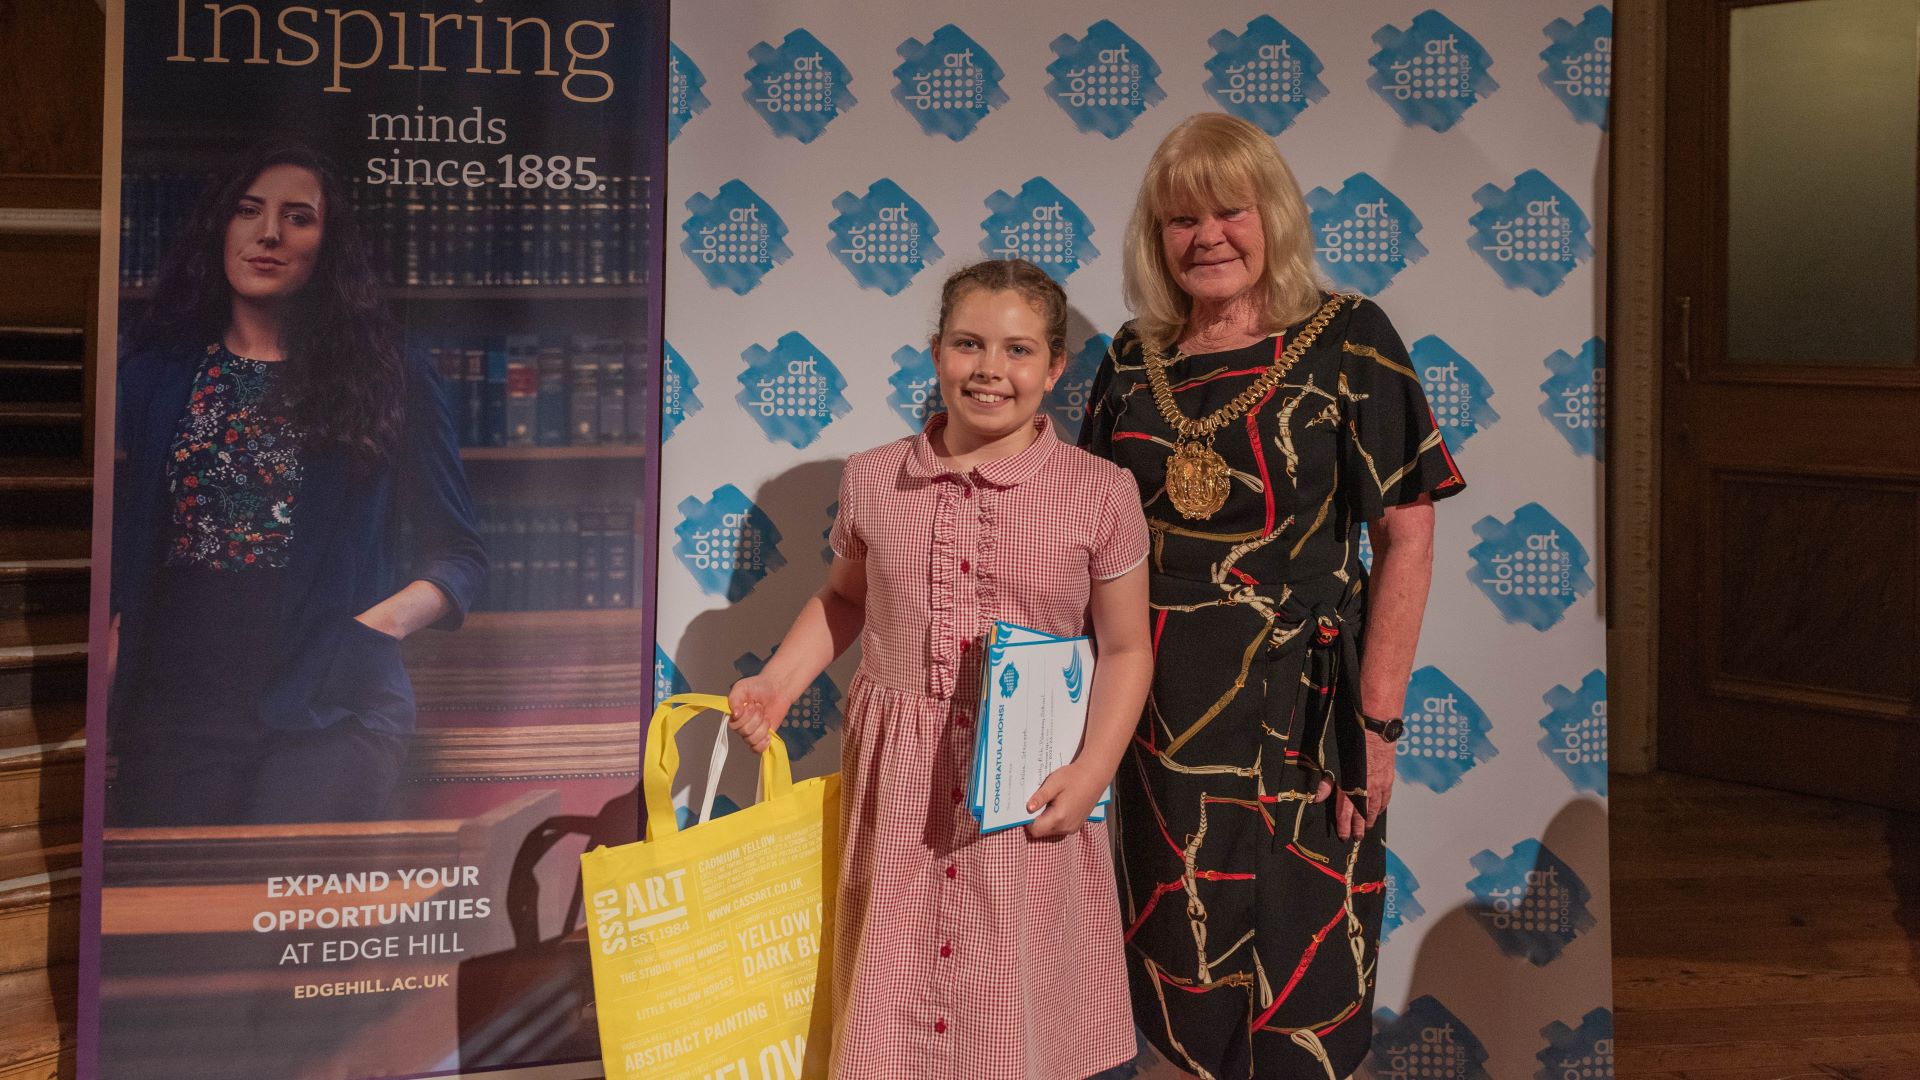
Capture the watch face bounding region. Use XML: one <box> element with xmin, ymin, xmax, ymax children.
<box><xmin>1383</xmin><ymin>718</ymin><xmax>1405</xmax><ymax>742</ymax></box>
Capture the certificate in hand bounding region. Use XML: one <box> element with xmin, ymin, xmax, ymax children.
<box><xmin>969</xmin><ymin>621</ymin><xmax>1112</xmax><ymax>835</ymax></box>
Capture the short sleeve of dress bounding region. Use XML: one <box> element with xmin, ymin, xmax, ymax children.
<box><xmin>828</xmin><ymin>457</ymin><xmax>866</xmax><ymax>561</ymax></box>
<box><xmin>1089</xmin><ymin>466</ymin><xmax>1150</xmax><ymax>581</ymax></box>
<box><xmin>1076</xmin><ymin>330</ymin><xmax>1126</xmax><ymax>461</ymax></box>
<box><xmin>1338</xmin><ymin>299</ymin><xmax>1467</xmax><ymax>521</ymax></box>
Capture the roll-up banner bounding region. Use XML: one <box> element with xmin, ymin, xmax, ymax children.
<box><xmin>84</xmin><ymin>3</ymin><xmax>668</xmax><ymax>1077</ymax></box>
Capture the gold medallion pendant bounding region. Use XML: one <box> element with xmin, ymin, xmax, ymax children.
<box><xmin>1167</xmin><ymin>439</ymin><xmax>1230</xmax><ymax>520</ymax></box>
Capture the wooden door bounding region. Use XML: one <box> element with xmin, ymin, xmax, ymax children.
<box><xmin>1660</xmin><ymin>0</ymin><xmax>1920</xmax><ymax>811</ymax></box>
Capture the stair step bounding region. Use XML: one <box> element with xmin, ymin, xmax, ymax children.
<box><xmin>0</xmin><ymin>406</ymin><xmax>82</xmax><ymax>427</ymax></box>
<box><xmin>0</xmin><ymin>702</ymin><xmax>85</xmax><ymax>755</ymax></box>
<box><xmin>0</xmin><ymin>645</ymin><xmax>87</xmax><ymax>713</ymax></box>
<box><xmin>0</xmin><ymin>327</ymin><xmax>84</xmax><ymax>364</ymax></box>
<box><xmin>0</xmin><ymin>962</ymin><xmax>76</xmax><ymax>1076</ymax></box>
<box><xmin>0</xmin><ymin>563</ymin><xmax>89</xmax><ymax>651</ymax></box>
<box><xmin>0</xmin><ymin>462</ymin><xmax>88</xmax><ymax>493</ymax></box>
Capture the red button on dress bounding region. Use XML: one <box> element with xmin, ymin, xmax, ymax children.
<box><xmin>939</xmin><ymin>942</ymin><xmax>953</xmax><ymax>958</ymax></box>
<box><xmin>944</xmin><ymin>864</ymin><xmax>957</xmax><ymax>880</ymax></box>
<box><xmin>934</xmin><ymin>1019</ymin><xmax>947</xmax><ymax>1035</ymax></box>
<box><xmin>960</xmin><ymin>559</ymin><xmax>970</xmax><ymax>574</ymax></box>
<box><xmin>950</xmin><ymin>787</ymin><xmax>964</xmax><ymax>804</ymax></box>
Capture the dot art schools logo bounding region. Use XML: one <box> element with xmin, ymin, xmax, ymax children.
<box><xmin>1044</xmin><ymin>20</ymin><xmax>1165</xmax><ymax>138</ymax></box>
<box><xmin>681</xmin><ymin>179</ymin><xmax>791</xmax><ymax>295</ymax></box>
<box><xmin>1381</xmin><ymin>848</ymin><xmax>1426</xmax><ymax>944</ymax></box>
<box><xmin>1369</xmin><ymin>996</ymin><xmax>1493</xmax><ymax>1080</ymax></box>
<box><xmin>654</xmin><ymin>645</ymin><xmax>691</xmax><ymax>705</ymax></box>
<box><xmin>661</xmin><ymin>341</ymin><xmax>702</xmax><ymax>442</ymax></box>
<box><xmin>1541</xmin><ymin>6</ymin><xmax>1613</xmax><ymax>129</ymax></box>
<box><xmin>673</xmin><ymin>484</ymin><xmax>785</xmax><ymax>602</ymax></box>
<box><xmin>668</xmin><ymin>43</ymin><xmax>709</xmax><ymax>142</ymax></box>
<box><xmin>1204</xmin><ymin>16</ymin><xmax>1328</xmax><ymax>135</ymax></box>
<box><xmin>1468</xmin><ymin>170</ymin><xmax>1594</xmax><ymax>296</ymax></box>
<box><xmin>828</xmin><ymin>178</ymin><xmax>943</xmax><ymax>295</ymax></box>
<box><xmin>1412</xmin><ymin>336</ymin><xmax>1498</xmax><ymax>451</ymax></box>
<box><xmin>1307</xmin><ymin>173</ymin><xmax>1428</xmax><ymax>295</ymax></box>
<box><xmin>744</xmin><ymin>29</ymin><xmax>856</xmax><ymax>143</ymax></box>
<box><xmin>893</xmin><ymin>24</ymin><xmax>1008</xmax><ymax>140</ymax></box>
<box><xmin>887</xmin><ymin>344</ymin><xmax>943</xmax><ymax>431</ymax></box>
<box><xmin>1541</xmin><ymin>337</ymin><xmax>1604</xmax><ymax>460</ymax></box>
<box><xmin>737</xmin><ymin>332</ymin><xmax>851</xmax><ymax>449</ymax></box>
<box><xmin>1368</xmin><ymin>10</ymin><xmax>1499</xmax><ymax>132</ymax></box>
<box><xmin>1537</xmin><ymin>1007</ymin><xmax>1614</xmax><ymax>1080</ymax></box>
<box><xmin>1046</xmin><ymin>333</ymin><xmax>1108</xmax><ymax>441</ymax></box>
<box><xmin>1540</xmin><ymin>670</ymin><xmax>1608</xmax><ymax>796</ymax></box>
<box><xmin>1468</xmin><ymin>502</ymin><xmax>1594</xmax><ymax>630</ymax></box>
<box><xmin>1357</xmin><ymin>522</ymin><xmax>1373</xmax><ymax>572</ymax></box>
<box><xmin>1397</xmin><ymin>666</ymin><xmax>1498</xmax><ymax>794</ymax></box>
<box><xmin>981</xmin><ymin>177</ymin><xmax>1099</xmax><ymax>280</ymax></box>
<box><xmin>1465</xmin><ymin>839</ymin><xmax>1596</xmax><ymax>966</ymax></box>
<box><xmin>733</xmin><ymin>649</ymin><xmax>840</xmax><ymax>760</ymax></box>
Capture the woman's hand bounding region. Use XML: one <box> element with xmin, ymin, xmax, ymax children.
<box><xmin>1313</xmin><ymin>732</ymin><xmax>1397</xmax><ymax>841</ymax></box>
<box><xmin>727</xmin><ymin>676</ymin><xmax>792</xmax><ymax>754</ymax></box>
<box><xmin>1025</xmin><ymin>761</ymin><xmax>1112</xmax><ymax>840</ymax></box>
<box><xmin>353</xmin><ymin>580</ymin><xmax>453</xmax><ymax>641</ymax></box>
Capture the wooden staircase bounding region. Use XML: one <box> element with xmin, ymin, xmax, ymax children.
<box><xmin>0</xmin><ymin>323</ymin><xmax>91</xmax><ymax>1078</ymax></box>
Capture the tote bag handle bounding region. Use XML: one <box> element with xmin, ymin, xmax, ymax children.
<box><xmin>642</xmin><ymin>692</ymin><xmax>796</xmax><ymax>841</ymax></box>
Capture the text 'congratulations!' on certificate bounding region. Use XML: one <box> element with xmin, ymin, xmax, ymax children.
<box><xmin>970</xmin><ymin>622</ymin><xmax>1110</xmax><ymax>834</ymax></box>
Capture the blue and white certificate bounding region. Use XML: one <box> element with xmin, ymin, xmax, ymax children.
<box><xmin>969</xmin><ymin>621</ymin><xmax>1111</xmax><ymax>835</ymax></box>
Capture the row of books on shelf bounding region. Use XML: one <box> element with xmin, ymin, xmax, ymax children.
<box><xmin>118</xmin><ymin>173</ymin><xmax>653</xmax><ymax>289</ymax></box>
<box><xmin>473</xmin><ymin>504</ymin><xmax>639</xmax><ymax>613</ymax></box>
<box><xmin>431</xmin><ymin>336</ymin><xmax>647</xmax><ymax>449</ymax></box>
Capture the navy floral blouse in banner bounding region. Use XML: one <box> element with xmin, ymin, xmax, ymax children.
<box><xmin>165</xmin><ymin>344</ymin><xmax>306</xmax><ymax>571</ymax></box>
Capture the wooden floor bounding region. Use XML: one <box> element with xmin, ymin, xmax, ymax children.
<box><xmin>1613</xmin><ymin>771</ymin><xmax>1920</xmax><ymax>1079</ymax></box>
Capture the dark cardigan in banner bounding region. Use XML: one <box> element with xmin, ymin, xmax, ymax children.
<box><xmin>85</xmin><ymin>2</ymin><xmax>667</xmax><ymax>1077</ymax></box>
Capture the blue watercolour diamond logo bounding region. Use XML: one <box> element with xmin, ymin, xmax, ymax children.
<box><xmin>1045</xmin><ymin>20</ymin><xmax>1165</xmax><ymax>138</ymax></box>
<box><xmin>661</xmin><ymin>341</ymin><xmax>703</xmax><ymax>442</ymax></box>
<box><xmin>744</xmin><ymin>29</ymin><xmax>856</xmax><ymax>144</ymax></box>
<box><xmin>1468</xmin><ymin>502</ymin><xmax>1595</xmax><ymax>630</ymax></box>
<box><xmin>893</xmin><ymin>24</ymin><xmax>1008</xmax><ymax>140</ymax></box>
<box><xmin>738</xmin><ymin>332</ymin><xmax>850</xmax><ymax>449</ymax></box>
<box><xmin>1397</xmin><ymin>667</ymin><xmax>1498</xmax><ymax>794</ymax></box>
<box><xmin>734</xmin><ymin>649</ymin><xmax>839</xmax><ymax>760</ymax></box>
<box><xmin>828</xmin><ymin>179</ymin><xmax>943</xmax><ymax>295</ymax></box>
<box><xmin>887</xmin><ymin>344</ymin><xmax>943</xmax><ymax>431</ymax></box>
<box><xmin>1541</xmin><ymin>338</ymin><xmax>1605</xmax><ymax>460</ymax></box>
<box><xmin>682</xmin><ymin>180</ymin><xmax>791</xmax><ymax>295</ymax></box>
<box><xmin>655</xmin><ymin>645</ymin><xmax>692</xmax><ymax>706</ymax></box>
<box><xmin>1537</xmin><ymin>1008</ymin><xmax>1614</xmax><ymax>1080</ymax></box>
<box><xmin>1205</xmin><ymin>16</ymin><xmax>1328</xmax><ymax>136</ymax></box>
<box><xmin>1466</xmin><ymin>839</ymin><xmax>1597</xmax><ymax>966</ymax></box>
<box><xmin>673</xmin><ymin>484</ymin><xmax>786</xmax><ymax>602</ymax></box>
<box><xmin>1469</xmin><ymin>170</ymin><xmax>1594</xmax><ymax>296</ymax></box>
<box><xmin>1413</xmin><ymin>336</ymin><xmax>1498</xmax><ymax>451</ymax></box>
<box><xmin>1356</xmin><ymin>522</ymin><xmax>1373</xmax><ymax>573</ymax></box>
<box><xmin>1370</xmin><ymin>996</ymin><xmax>1493</xmax><ymax>1080</ymax></box>
<box><xmin>1381</xmin><ymin>848</ymin><xmax>1426</xmax><ymax>944</ymax></box>
<box><xmin>1047</xmin><ymin>333</ymin><xmax>1108</xmax><ymax>441</ymax></box>
<box><xmin>1541</xmin><ymin>670</ymin><xmax>1608</xmax><ymax>796</ymax></box>
<box><xmin>1368</xmin><ymin>11</ymin><xmax>1498</xmax><ymax>132</ymax></box>
<box><xmin>668</xmin><ymin>43</ymin><xmax>710</xmax><ymax>142</ymax></box>
<box><xmin>1542</xmin><ymin>6</ymin><xmax>1613</xmax><ymax>129</ymax></box>
<box><xmin>982</xmin><ymin>178</ymin><xmax>1099</xmax><ymax>280</ymax></box>
<box><xmin>1308</xmin><ymin>173</ymin><xmax>1428</xmax><ymax>295</ymax></box>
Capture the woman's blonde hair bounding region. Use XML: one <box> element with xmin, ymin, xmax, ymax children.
<box><xmin>1123</xmin><ymin>113</ymin><xmax>1325</xmax><ymax>352</ymax></box>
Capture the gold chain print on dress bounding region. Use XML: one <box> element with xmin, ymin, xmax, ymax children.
<box><xmin>1144</xmin><ymin>294</ymin><xmax>1349</xmax><ymax>520</ymax></box>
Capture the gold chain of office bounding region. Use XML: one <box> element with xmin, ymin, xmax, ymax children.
<box><xmin>1143</xmin><ymin>293</ymin><xmax>1348</xmax><ymax>519</ymax></box>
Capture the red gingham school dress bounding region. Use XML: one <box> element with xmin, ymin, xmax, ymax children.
<box><xmin>826</xmin><ymin>413</ymin><xmax>1149</xmax><ymax>1080</ymax></box>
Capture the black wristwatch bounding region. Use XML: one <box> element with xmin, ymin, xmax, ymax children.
<box><xmin>1361</xmin><ymin>713</ymin><xmax>1405</xmax><ymax>743</ymax></box>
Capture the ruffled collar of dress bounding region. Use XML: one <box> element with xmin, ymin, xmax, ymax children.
<box><xmin>906</xmin><ymin>411</ymin><xmax>1057</xmax><ymax>489</ymax></box>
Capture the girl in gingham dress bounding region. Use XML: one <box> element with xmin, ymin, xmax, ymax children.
<box><xmin>729</xmin><ymin>259</ymin><xmax>1153</xmax><ymax>1080</ymax></box>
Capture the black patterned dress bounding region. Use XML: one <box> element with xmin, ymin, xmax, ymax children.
<box><xmin>1080</xmin><ymin>295</ymin><xmax>1464</xmax><ymax>1079</ymax></box>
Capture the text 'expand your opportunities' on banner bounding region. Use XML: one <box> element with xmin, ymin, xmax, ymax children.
<box><xmin>87</xmin><ymin>2</ymin><xmax>667</xmax><ymax>1078</ymax></box>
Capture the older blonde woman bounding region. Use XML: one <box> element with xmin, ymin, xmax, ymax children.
<box><xmin>1080</xmin><ymin>113</ymin><xmax>1465</xmax><ymax>1079</ymax></box>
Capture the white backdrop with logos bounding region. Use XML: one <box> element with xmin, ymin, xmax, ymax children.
<box><xmin>657</xmin><ymin>2</ymin><xmax>1614</xmax><ymax>1076</ymax></box>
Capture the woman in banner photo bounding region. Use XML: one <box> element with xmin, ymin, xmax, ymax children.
<box><xmin>108</xmin><ymin>142</ymin><xmax>486</xmax><ymax>827</ymax></box>
<box><xmin>1079</xmin><ymin>113</ymin><xmax>1467</xmax><ymax>1080</ymax></box>
<box><xmin>727</xmin><ymin>259</ymin><xmax>1154</xmax><ymax>1079</ymax></box>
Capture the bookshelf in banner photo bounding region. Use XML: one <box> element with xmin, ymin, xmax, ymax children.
<box><xmin>427</xmin><ymin>335</ymin><xmax>650</xmax><ymax>453</ymax></box>
<box><xmin>116</xmin><ymin>172</ymin><xmax>655</xmax><ymax>290</ymax></box>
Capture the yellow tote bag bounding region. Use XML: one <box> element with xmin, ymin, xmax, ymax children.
<box><xmin>583</xmin><ymin>693</ymin><xmax>838</xmax><ymax>1080</ymax></box>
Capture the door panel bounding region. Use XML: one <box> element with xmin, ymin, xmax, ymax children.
<box><xmin>1661</xmin><ymin>0</ymin><xmax>1920</xmax><ymax>810</ymax></box>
